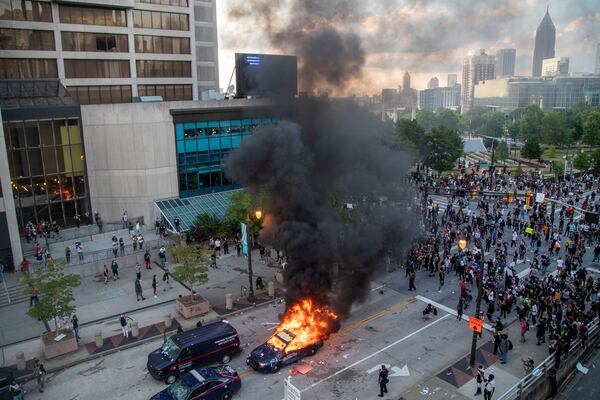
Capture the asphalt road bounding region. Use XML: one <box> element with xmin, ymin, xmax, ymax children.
<box><xmin>556</xmin><ymin>346</ymin><xmax>600</xmax><ymax>400</ymax></box>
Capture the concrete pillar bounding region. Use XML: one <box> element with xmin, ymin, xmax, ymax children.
<box><xmin>131</xmin><ymin>321</ymin><xmax>139</xmax><ymax>338</ymax></box>
<box><xmin>95</xmin><ymin>330</ymin><xmax>103</xmax><ymax>347</ymax></box>
<box><xmin>267</xmin><ymin>281</ymin><xmax>275</xmax><ymax>298</ymax></box>
<box><xmin>164</xmin><ymin>312</ymin><xmax>172</xmax><ymax>329</ymax></box>
<box><xmin>225</xmin><ymin>293</ymin><xmax>233</xmax><ymax>310</ymax></box>
<box><xmin>15</xmin><ymin>351</ymin><xmax>26</xmax><ymax>371</ymax></box>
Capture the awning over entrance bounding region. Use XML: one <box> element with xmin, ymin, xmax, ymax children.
<box><xmin>154</xmin><ymin>189</ymin><xmax>241</xmax><ymax>232</ymax></box>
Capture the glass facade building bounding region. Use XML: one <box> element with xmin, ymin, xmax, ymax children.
<box><xmin>175</xmin><ymin>114</ymin><xmax>279</xmax><ymax>198</ymax></box>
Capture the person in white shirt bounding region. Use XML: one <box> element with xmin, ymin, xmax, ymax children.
<box><xmin>484</xmin><ymin>374</ymin><xmax>495</xmax><ymax>400</ymax></box>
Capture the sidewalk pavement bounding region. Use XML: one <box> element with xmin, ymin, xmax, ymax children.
<box><xmin>0</xmin><ymin>247</ymin><xmax>285</xmax><ymax>361</ymax></box>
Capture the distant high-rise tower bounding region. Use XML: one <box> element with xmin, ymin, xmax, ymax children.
<box><xmin>496</xmin><ymin>49</ymin><xmax>516</xmax><ymax>77</ymax></box>
<box><xmin>447</xmin><ymin>74</ymin><xmax>458</xmax><ymax>86</ymax></box>
<box><xmin>542</xmin><ymin>57</ymin><xmax>569</xmax><ymax>77</ymax></box>
<box><xmin>427</xmin><ymin>77</ymin><xmax>439</xmax><ymax>89</ymax></box>
<box><xmin>461</xmin><ymin>49</ymin><xmax>496</xmax><ymax>113</ymax></box>
<box><xmin>532</xmin><ymin>8</ymin><xmax>556</xmax><ymax>77</ymax></box>
<box><xmin>596</xmin><ymin>43</ymin><xmax>600</xmax><ymax>75</ymax></box>
<box><xmin>403</xmin><ymin>71</ymin><xmax>411</xmax><ymax>91</ymax></box>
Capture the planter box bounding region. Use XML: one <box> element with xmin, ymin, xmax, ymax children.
<box><xmin>42</xmin><ymin>330</ymin><xmax>78</xmax><ymax>359</ymax></box>
<box><xmin>176</xmin><ymin>295</ymin><xmax>210</xmax><ymax>319</ymax></box>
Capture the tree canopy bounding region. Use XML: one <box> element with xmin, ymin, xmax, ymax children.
<box><xmin>583</xmin><ymin>111</ymin><xmax>600</xmax><ymax>146</ymax></box>
<box><xmin>521</xmin><ymin>137</ymin><xmax>543</xmax><ymax>160</ymax></box>
<box><xmin>169</xmin><ymin>245</ymin><xmax>210</xmax><ymax>299</ymax></box>
<box><xmin>420</xmin><ymin>127</ymin><xmax>464</xmax><ymax>173</ymax></box>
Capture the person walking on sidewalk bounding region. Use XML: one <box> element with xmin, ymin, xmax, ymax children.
<box><xmin>120</xmin><ymin>314</ymin><xmax>129</xmax><ymax>338</ymax></box>
<box><xmin>138</xmin><ymin>233</ymin><xmax>144</xmax><ymax>250</ymax></box>
<box><xmin>135</xmin><ymin>277</ymin><xmax>145</xmax><ymax>301</ymax></box>
<box><xmin>29</xmin><ymin>286</ymin><xmax>39</xmax><ymax>307</ymax></box>
<box><xmin>111</xmin><ymin>260</ymin><xmax>120</xmax><ymax>280</ymax></box>
<box><xmin>132</xmin><ymin>234</ymin><xmax>138</xmax><ymax>251</ymax></box>
<box><xmin>408</xmin><ymin>268</ymin><xmax>416</xmax><ymax>291</ymax></box>
<box><xmin>65</xmin><ymin>246</ymin><xmax>71</xmax><ymax>263</ymax></box>
<box><xmin>76</xmin><ymin>242</ymin><xmax>84</xmax><ymax>261</ymax></box>
<box><xmin>119</xmin><ymin>237</ymin><xmax>125</xmax><ymax>256</ymax></box>
<box><xmin>499</xmin><ymin>335</ymin><xmax>509</xmax><ymax>364</ymax></box>
<box><xmin>33</xmin><ymin>359</ymin><xmax>46</xmax><ymax>393</ymax></box>
<box><xmin>483</xmin><ymin>374</ymin><xmax>495</xmax><ymax>400</ymax></box>
<box><xmin>152</xmin><ymin>275</ymin><xmax>158</xmax><ymax>298</ymax></box>
<box><xmin>103</xmin><ymin>264</ymin><xmax>110</xmax><ymax>285</ymax></box>
<box><xmin>8</xmin><ymin>379</ymin><xmax>24</xmax><ymax>399</ymax></box>
<box><xmin>377</xmin><ymin>365</ymin><xmax>389</xmax><ymax>397</ymax></box>
<box><xmin>134</xmin><ymin>262</ymin><xmax>141</xmax><ymax>280</ymax></box>
<box><xmin>162</xmin><ymin>267</ymin><xmax>171</xmax><ymax>291</ymax></box>
<box><xmin>159</xmin><ymin>246</ymin><xmax>167</xmax><ymax>265</ymax></box>
<box><xmin>457</xmin><ymin>297</ymin><xmax>464</xmax><ymax>320</ymax></box>
<box><xmin>475</xmin><ymin>365</ymin><xmax>485</xmax><ymax>395</ymax></box>
<box><xmin>144</xmin><ymin>250</ymin><xmax>152</xmax><ymax>270</ymax></box>
<box><xmin>122</xmin><ymin>210</ymin><xmax>128</xmax><ymax>229</ymax></box>
<box><xmin>71</xmin><ymin>314</ymin><xmax>80</xmax><ymax>342</ymax></box>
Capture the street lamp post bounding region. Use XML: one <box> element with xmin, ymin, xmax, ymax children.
<box><xmin>469</xmin><ymin>239</ymin><xmax>485</xmax><ymax>368</ymax></box>
<box><xmin>245</xmin><ymin>210</ymin><xmax>262</xmax><ymax>303</ymax></box>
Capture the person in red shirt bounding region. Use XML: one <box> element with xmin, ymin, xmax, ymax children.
<box><xmin>20</xmin><ymin>258</ymin><xmax>30</xmax><ymax>275</ymax></box>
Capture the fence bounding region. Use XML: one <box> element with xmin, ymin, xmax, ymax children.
<box><xmin>497</xmin><ymin>316</ymin><xmax>600</xmax><ymax>400</ymax></box>
<box><xmin>284</xmin><ymin>376</ymin><xmax>302</xmax><ymax>400</ymax></box>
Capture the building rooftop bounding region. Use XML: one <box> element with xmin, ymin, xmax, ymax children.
<box><xmin>0</xmin><ymin>79</ymin><xmax>77</xmax><ymax>109</ymax></box>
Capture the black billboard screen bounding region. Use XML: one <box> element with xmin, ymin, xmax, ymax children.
<box><xmin>235</xmin><ymin>53</ymin><xmax>297</xmax><ymax>99</ymax></box>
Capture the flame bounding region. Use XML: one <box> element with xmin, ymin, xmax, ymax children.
<box><xmin>267</xmin><ymin>298</ymin><xmax>339</xmax><ymax>353</ymax></box>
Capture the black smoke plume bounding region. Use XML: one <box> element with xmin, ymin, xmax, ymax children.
<box><xmin>224</xmin><ymin>100</ymin><xmax>417</xmax><ymax>318</ymax></box>
<box><xmin>227</xmin><ymin>0</ymin><xmax>365</xmax><ymax>93</ymax></box>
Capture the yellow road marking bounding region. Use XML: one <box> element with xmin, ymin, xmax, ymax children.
<box><xmin>239</xmin><ymin>297</ymin><xmax>416</xmax><ymax>379</ymax></box>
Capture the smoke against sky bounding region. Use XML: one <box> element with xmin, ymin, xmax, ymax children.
<box><xmin>217</xmin><ymin>0</ymin><xmax>600</xmax><ymax>94</ymax></box>
<box><xmin>224</xmin><ymin>100</ymin><xmax>416</xmax><ymax>318</ymax></box>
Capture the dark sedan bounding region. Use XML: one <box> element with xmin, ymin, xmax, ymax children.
<box><xmin>150</xmin><ymin>365</ymin><xmax>240</xmax><ymax>400</ymax></box>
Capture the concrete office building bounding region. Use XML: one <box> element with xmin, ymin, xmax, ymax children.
<box><xmin>0</xmin><ymin>0</ymin><xmax>219</xmax><ymax>103</ymax></box>
<box><xmin>427</xmin><ymin>77</ymin><xmax>439</xmax><ymax>89</ymax></box>
<box><xmin>532</xmin><ymin>8</ymin><xmax>556</xmax><ymax>77</ymax></box>
<box><xmin>447</xmin><ymin>74</ymin><xmax>457</xmax><ymax>87</ymax></box>
<box><xmin>461</xmin><ymin>49</ymin><xmax>496</xmax><ymax>113</ymax></box>
<box><xmin>542</xmin><ymin>57</ymin><xmax>569</xmax><ymax>77</ymax></box>
<box><xmin>495</xmin><ymin>49</ymin><xmax>516</xmax><ymax>77</ymax></box>
<box><xmin>473</xmin><ymin>75</ymin><xmax>600</xmax><ymax>112</ymax></box>
<box><xmin>418</xmin><ymin>85</ymin><xmax>461</xmax><ymax>112</ymax></box>
<box><xmin>380</xmin><ymin>88</ymin><xmax>397</xmax><ymax>121</ymax></box>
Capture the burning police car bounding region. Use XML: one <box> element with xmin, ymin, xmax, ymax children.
<box><xmin>246</xmin><ymin>329</ymin><xmax>322</xmax><ymax>373</ymax></box>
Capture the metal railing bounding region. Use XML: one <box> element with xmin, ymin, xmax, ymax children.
<box><xmin>497</xmin><ymin>316</ymin><xmax>600</xmax><ymax>400</ymax></box>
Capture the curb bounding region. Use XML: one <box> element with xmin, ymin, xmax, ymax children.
<box><xmin>16</xmin><ymin>295</ymin><xmax>285</xmax><ymax>384</ymax></box>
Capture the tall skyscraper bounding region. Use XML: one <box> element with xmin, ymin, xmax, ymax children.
<box><xmin>496</xmin><ymin>49</ymin><xmax>516</xmax><ymax>77</ymax></box>
<box><xmin>403</xmin><ymin>71</ymin><xmax>411</xmax><ymax>91</ymax></box>
<box><xmin>427</xmin><ymin>77</ymin><xmax>439</xmax><ymax>89</ymax></box>
<box><xmin>595</xmin><ymin>43</ymin><xmax>600</xmax><ymax>75</ymax></box>
<box><xmin>542</xmin><ymin>57</ymin><xmax>569</xmax><ymax>77</ymax></box>
<box><xmin>532</xmin><ymin>8</ymin><xmax>556</xmax><ymax>77</ymax></box>
<box><xmin>447</xmin><ymin>74</ymin><xmax>458</xmax><ymax>86</ymax></box>
<box><xmin>461</xmin><ymin>49</ymin><xmax>496</xmax><ymax>113</ymax></box>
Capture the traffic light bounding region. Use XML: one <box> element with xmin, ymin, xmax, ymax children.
<box><xmin>507</xmin><ymin>193</ymin><xmax>513</xmax><ymax>203</ymax></box>
<box><xmin>525</xmin><ymin>190</ymin><xmax>531</xmax><ymax>207</ymax></box>
<box><xmin>471</xmin><ymin>190</ymin><xmax>476</xmax><ymax>200</ymax></box>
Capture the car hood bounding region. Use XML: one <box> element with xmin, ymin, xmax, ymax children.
<box><xmin>148</xmin><ymin>349</ymin><xmax>173</xmax><ymax>370</ymax></box>
<box><xmin>149</xmin><ymin>389</ymin><xmax>176</xmax><ymax>400</ymax></box>
<box><xmin>250</xmin><ymin>343</ymin><xmax>282</xmax><ymax>363</ymax></box>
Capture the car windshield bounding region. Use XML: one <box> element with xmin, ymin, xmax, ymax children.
<box><xmin>161</xmin><ymin>338</ymin><xmax>181</xmax><ymax>360</ymax></box>
<box><xmin>168</xmin><ymin>381</ymin><xmax>192</xmax><ymax>400</ymax></box>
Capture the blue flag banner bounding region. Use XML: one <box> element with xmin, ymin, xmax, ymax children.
<box><xmin>241</xmin><ymin>222</ymin><xmax>248</xmax><ymax>255</ymax></box>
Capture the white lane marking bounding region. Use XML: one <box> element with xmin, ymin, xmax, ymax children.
<box><xmin>370</xmin><ymin>284</ymin><xmax>386</xmax><ymax>292</ymax></box>
<box><xmin>367</xmin><ymin>364</ymin><xmax>389</xmax><ymax>374</ymax></box>
<box><xmin>301</xmin><ymin>314</ymin><xmax>451</xmax><ymax>393</ymax></box>
<box><xmin>389</xmin><ymin>365</ymin><xmax>410</xmax><ymax>377</ymax></box>
<box><xmin>587</xmin><ymin>267</ymin><xmax>600</xmax><ymax>274</ymax></box>
<box><xmin>415</xmin><ymin>295</ymin><xmax>493</xmax><ymax>332</ymax></box>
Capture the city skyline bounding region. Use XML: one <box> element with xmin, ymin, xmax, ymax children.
<box><xmin>217</xmin><ymin>0</ymin><xmax>599</xmax><ymax>94</ymax></box>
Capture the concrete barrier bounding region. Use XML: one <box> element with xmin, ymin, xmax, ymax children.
<box><xmin>131</xmin><ymin>321</ymin><xmax>139</xmax><ymax>338</ymax></box>
<box><xmin>267</xmin><ymin>281</ymin><xmax>275</xmax><ymax>298</ymax></box>
<box><xmin>95</xmin><ymin>331</ymin><xmax>103</xmax><ymax>347</ymax></box>
<box><xmin>164</xmin><ymin>312</ymin><xmax>172</xmax><ymax>329</ymax></box>
<box><xmin>15</xmin><ymin>351</ymin><xmax>26</xmax><ymax>371</ymax></box>
<box><xmin>225</xmin><ymin>293</ymin><xmax>233</xmax><ymax>310</ymax></box>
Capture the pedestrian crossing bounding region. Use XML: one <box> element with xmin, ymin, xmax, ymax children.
<box><xmin>429</xmin><ymin>194</ymin><xmax>454</xmax><ymax>213</ymax></box>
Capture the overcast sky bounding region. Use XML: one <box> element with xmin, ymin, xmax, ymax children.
<box><xmin>216</xmin><ymin>0</ymin><xmax>600</xmax><ymax>95</ymax></box>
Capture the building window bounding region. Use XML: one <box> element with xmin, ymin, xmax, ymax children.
<box><xmin>134</xmin><ymin>34</ymin><xmax>190</xmax><ymax>54</ymax></box>
<box><xmin>59</xmin><ymin>5</ymin><xmax>126</xmax><ymax>26</ymax></box>
<box><xmin>0</xmin><ymin>28</ymin><xmax>55</xmax><ymax>51</ymax></box>
<box><xmin>133</xmin><ymin>10</ymin><xmax>189</xmax><ymax>31</ymax></box>
<box><xmin>175</xmin><ymin>117</ymin><xmax>280</xmax><ymax>197</ymax></box>
<box><xmin>136</xmin><ymin>60</ymin><xmax>191</xmax><ymax>78</ymax></box>
<box><xmin>3</xmin><ymin>119</ymin><xmax>89</xmax><ymax>228</ymax></box>
<box><xmin>64</xmin><ymin>59</ymin><xmax>130</xmax><ymax>79</ymax></box>
<box><xmin>138</xmin><ymin>84</ymin><xmax>192</xmax><ymax>101</ymax></box>
<box><xmin>0</xmin><ymin>58</ymin><xmax>57</xmax><ymax>78</ymax></box>
<box><xmin>67</xmin><ymin>85</ymin><xmax>132</xmax><ymax>105</ymax></box>
<box><xmin>195</xmin><ymin>45</ymin><xmax>215</xmax><ymax>61</ymax></box>
<box><xmin>197</xmin><ymin>65</ymin><xmax>216</xmax><ymax>81</ymax></box>
<box><xmin>138</xmin><ymin>0</ymin><xmax>189</xmax><ymax>6</ymax></box>
<box><xmin>61</xmin><ymin>32</ymin><xmax>128</xmax><ymax>52</ymax></box>
<box><xmin>194</xmin><ymin>5</ymin><xmax>213</xmax><ymax>22</ymax></box>
<box><xmin>0</xmin><ymin>0</ymin><xmax>52</xmax><ymax>22</ymax></box>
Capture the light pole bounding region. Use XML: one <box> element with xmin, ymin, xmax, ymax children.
<box><xmin>245</xmin><ymin>209</ymin><xmax>262</xmax><ymax>303</ymax></box>
<box><xmin>469</xmin><ymin>239</ymin><xmax>485</xmax><ymax>368</ymax></box>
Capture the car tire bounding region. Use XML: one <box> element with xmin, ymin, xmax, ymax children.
<box><xmin>272</xmin><ymin>363</ymin><xmax>280</xmax><ymax>372</ymax></box>
<box><xmin>309</xmin><ymin>346</ymin><xmax>317</xmax><ymax>356</ymax></box>
<box><xmin>165</xmin><ymin>373</ymin><xmax>177</xmax><ymax>384</ymax></box>
<box><xmin>221</xmin><ymin>352</ymin><xmax>232</xmax><ymax>364</ymax></box>
<box><xmin>221</xmin><ymin>391</ymin><xmax>234</xmax><ymax>400</ymax></box>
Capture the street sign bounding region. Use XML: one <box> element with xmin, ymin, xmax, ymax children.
<box><xmin>468</xmin><ymin>316</ymin><xmax>483</xmax><ymax>333</ymax></box>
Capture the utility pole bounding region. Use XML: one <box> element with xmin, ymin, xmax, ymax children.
<box><xmin>469</xmin><ymin>239</ymin><xmax>485</xmax><ymax>368</ymax></box>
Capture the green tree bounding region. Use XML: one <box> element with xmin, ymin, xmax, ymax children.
<box><xmin>482</xmin><ymin>112</ymin><xmax>506</xmax><ymax>137</ymax></box>
<box><xmin>495</xmin><ymin>141</ymin><xmax>509</xmax><ymax>161</ymax></box>
<box><xmin>552</xmin><ymin>160</ymin><xmax>565</xmax><ymax>176</ymax></box>
<box><xmin>547</xmin><ymin>146</ymin><xmax>557</xmax><ymax>159</ymax></box>
<box><xmin>189</xmin><ymin>213</ymin><xmax>223</xmax><ymax>243</ymax></box>
<box><xmin>521</xmin><ymin>138</ymin><xmax>543</xmax><ymax>160</ymax></box>
<box><xmin>574</xmin><ymin>151</ymin><xmax>591</xmax><ymax>171</ymax></box>
<box><xmin>591</xmin><ymin>148</ymin><xmax>600</xmax><ymax>173</ymax></box>
<box><xmin>460</xmin><ymin>107</ymin><xmax>487</xmax><ymax>133</ymax></box>
<box><xmin>22</xmin><ymin>260</ymin><xmax>81</xmax><ymax>334</ymax></box>
<box><xmin>169</xmin><ymin>245</ymin><xmax>210</xmax><ymax>299</ymax></box>
<box><xmin>582</xmin><ymin>111</ymin><xmax>600</xmax><ymax>146</ymax></box>
<box><xmin>436</xmin><ymin>109</ymin><xmax>460</xmax><ymax>132</ymax></box>
<box><xmin>420</xmin><ymin>127</ymin><xmax>463</xmax><ymax>174</ymax></box>
<box><xmin>416</xmin><ymin>109</ymin><xmax>437</xmax><ymax>132</ymax></box>
<box><xmin>541</xmin><ymin>112</ymin><xmax>570</xmax><ymax>145</ymax></box>
<box><xmin>518</xmin><ymin>104</ymin><xmax>544</xmax><ymax>141</ymax></box>
<box><xmin>226</xmin><ymin>190</ymin><xmax>264</xmax><ymax>235</ymax></box>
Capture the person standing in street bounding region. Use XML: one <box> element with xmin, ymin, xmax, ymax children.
<box><xmin>152</xmin><ymin>275</ymin><xmax>158</xmax><ymax>298</ymax></box>
<box><xmin>408</xmin><ymin>269</ymin><xmax>416</xmax><ymax>291</ymax></box>
<box><xmin>475</xmin><ymin>365</ymin><xmax>485</xmax><ymax>395</ymax></box>
<box><xmin>484</xmin><ymin>374</ymin><xmax>495</xmax><ymax>400</ymax></box>
<box><xmin>499</xmin><ymin>335</ymin><xmax>509</xmax><ymax>364</ymax></box>
<box><xmin>119</xmin><ymin>314</ymin><xmax>129</xmax><ymax>338</ymax></box>
<box><xmin>103</xmin><ymin>264</ymin><xmax>110</xmax><ymax>285</ymax></box>
<box><xmin>71</xmin><ymin>314</ymin><xmax>80</xmax><ymax>342</ymax></box>
<box><xmin>29</xmin><ymin>286</ymin><xmax>39</xmax><ymax>307</ymax></box>
<box><xmin>134</xmin><ymin>262</ymin><xmax>141</xmax><ymax>280</ymax></box>
<box><xmin>144</xmin><ymin>250</ymin><xmax>152</xmax><ymax>270</ymax></box>
<box><xmin>138</xmin><ymin>233</ymin><xmax>144</xmax><ymax>250</ymax></box>
<box><xmin>33</xmin><ymin>359</ymin><xmax>46</xmax><ymax>393</ymax></box>
<box><xmin>162</xmin><ymin>267</ymin><xmax>171</xmax><ymax>291</ymax></box>
<box><xmin>159</xmin><ymin>246</ymin><xmax>167</xmax><ymax>265</ymax></box>
<box><xmin>76</xmin><ymin>242</ymin><xmax>84</xmax><ymax>261</ymax></box>
<box><xmin>111</xmin><ymin>260</ymin><xmax>119</xmax><ymax>280</ymax></box>
<box><xmin>457</xmin><ymin>297</ymin><xmax>464</xmax><ymax>320</ymax></box>
<box><xmin>65</xmin><ymin>246</ymin><xmax>71</xmax><ymax>263</ymax></box>
<box><xmin>122</xmin><ymin>210</ymin><xmax>128</xmax><ymax>229</ymax></box>
<box><xmin>135</xmin><ymin>277</ymin><xmax>145</xmax><ymax>301</ymax></box>
<box><xmin>377</xmin><ymin>365</ymin><xmax>389</xmax><ymax>397</ymax></box>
